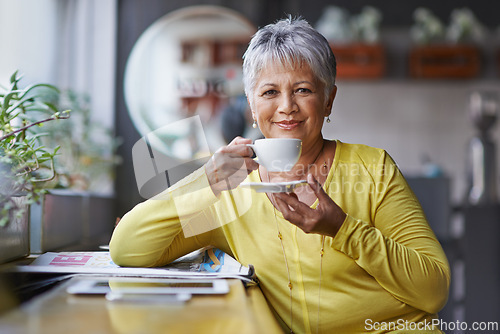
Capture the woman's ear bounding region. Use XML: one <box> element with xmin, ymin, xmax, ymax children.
<box><xmin>325</xmin><ymin>85</ymin><xmax>337</xmax><ymax>116</ymax></box>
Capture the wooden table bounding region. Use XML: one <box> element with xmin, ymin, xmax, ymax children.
<box><xmin>0</xmin><ymin>276</ymin><xmax>282</xmax><ymax>334</ymax></box>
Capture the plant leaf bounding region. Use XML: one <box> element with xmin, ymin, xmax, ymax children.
<box><xmin>18</xmin><ymin>83</ymin><xmax>59</xmax><ymax>100</ymax></box>
<box><xmin>9</xmin><ymin>70</ymin><xmax>19</xmax><ymax>84</ymax></box>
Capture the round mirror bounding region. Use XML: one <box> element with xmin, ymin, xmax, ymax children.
<box><xmin>124</xmin><ymin>6</ymin><xmax>256</xmax><ymax>160</ymax></box>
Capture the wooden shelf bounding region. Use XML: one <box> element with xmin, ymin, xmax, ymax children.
<box><xmin>409</xmin><ymin>44</ymin><xmax>481</xmax><ymax>79</ymax></box>
<box><xmin>330</xmin><ymin>43</ymin><xmax>386</xmax><ymax>79</ymax></box>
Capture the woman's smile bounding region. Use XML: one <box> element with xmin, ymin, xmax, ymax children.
<box><xmin>274</xmin><ymin>119</ymin><xmax>303</xmax><ymax>130</ymax></box>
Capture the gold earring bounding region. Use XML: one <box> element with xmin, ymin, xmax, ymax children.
<box><xmin>252</xmin><ymin>120</ymin><xmax>257</xmax><ymax>128</ymax></box>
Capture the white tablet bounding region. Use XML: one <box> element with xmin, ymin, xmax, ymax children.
<box><xmin>66</xmin><ymin>277</ymin><xmax>229</xmax><ymax>295</ymax></box>
<box><xmin>105</xmin><ymin>291</ymin><xmax>192</xmax><ymax>303</ymax></box>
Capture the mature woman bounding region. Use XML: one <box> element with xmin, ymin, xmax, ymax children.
<box><xmin>110</xmin><ymin>17</ymin><xmax>450</xmax><ymax>333</ymax></box>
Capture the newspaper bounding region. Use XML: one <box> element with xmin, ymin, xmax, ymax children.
<box><xmin>16</xmin><ymin>248</ymin><xmax>255</xmax><ymax>282</ymax></box>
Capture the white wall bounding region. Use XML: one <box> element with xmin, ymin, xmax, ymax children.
<box><xmin>0</xmin><ymin>0</ymin><xmax>117</xmax><ymax>130</ymax></box>
<box><xmin>325</xmin><ymin>80</ymin><xmax>500</xmax><ymax>204</ymax></box>
<box><xmin>0</xmin><ymin>0</ymin><xmax>59</xmax><ymax>84</ymax></box>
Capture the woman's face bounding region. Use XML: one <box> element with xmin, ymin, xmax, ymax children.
<box><xmin>250</xmin><ymin>63</ymin><xmax>336</xmax><ymax>148</ymax></box>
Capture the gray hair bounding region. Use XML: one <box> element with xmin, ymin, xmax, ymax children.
<box><xmin>242</xmin><ymin>16</ymin><xmax>336</xmax><ymax>104</ymax></box>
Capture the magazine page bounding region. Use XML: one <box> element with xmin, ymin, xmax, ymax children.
<box><xmin>17</xmin><ymin>248</ymin><xmax>254</xmax><ymax>282</ymax></box>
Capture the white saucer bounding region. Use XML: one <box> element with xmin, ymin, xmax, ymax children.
<box><xmin>239</xmin><ymin>180</ymin><xmax>307</xmax><ymax>193</ymax></box>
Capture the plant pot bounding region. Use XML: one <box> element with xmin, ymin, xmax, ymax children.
<box><xmin>409</xmin><ymin>44</ymin><xmax>481</xmax><ymax>79</ymax></box>
<box><xmin>82</xmin><ymin>193</ymin><xmax>115</xmax><ymax>246</ymax></box>
<box><xmin>0</xmin><ymin>196</ymin><xmax>30</xmax><ymax>264</ymax></box>
<box><xmin>330</xmin><ymin>43</ymin><xmax>386</xmax><ymax>79</ymax></box>
<box><xmin>30</xmin><ymin>190</ymin><xmax>84</xmax><ymax>253</ymax></box>
<box><xmin>29</xmin><ymin>190</ymin><xmax>115</xmax><ymax>253</ymax></box>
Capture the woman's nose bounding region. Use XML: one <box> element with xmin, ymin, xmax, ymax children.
<box><xmin>277</xmin><ymin>93</ymin><xmax>297</xmax><ymax>114</ymax></box>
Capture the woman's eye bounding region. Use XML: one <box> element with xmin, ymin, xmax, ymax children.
<box><xmin>262</xmin><ymin>90</ymin><xmax>277</xmax><ymax>96</ymax></box>
<box><xmin>297</xmin><ymin>88</ymin><xmax>312</xmax><ymax>94</ymax></box>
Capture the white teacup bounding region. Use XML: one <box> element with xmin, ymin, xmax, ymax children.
<box><xmin>247</xmin><ymin>138</ymin><xmax>302</xmax><ymax>172</ymax></box>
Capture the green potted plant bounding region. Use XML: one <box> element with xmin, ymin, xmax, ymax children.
<box><xmin>35</xmin><ymin>90</ymin><xmax>121</xmax><ymax>193</ymax></box>
<box><xmin>409</xmin><ymin>7</ymin><xmax>485</xmax><ymax>78</ymax></box>
<box><xmin>316</xmin><ymin>6</ymin><xmax>386</xmax><ymax>79</ymax></box>
<box><xmin>28</xmin><ymin>89</ymin><xmax>121</xmax><ymax>252</ymax></box>
<box><xmin>0</xmin><ymin>71</ymin><xmax>69</xmax><ymax>263</ymax></box>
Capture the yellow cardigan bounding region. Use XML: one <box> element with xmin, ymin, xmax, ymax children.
<box><xmin>110</xmin><ymin>140</ymin><xmax>450</xmax><ymax>334</ymax></box>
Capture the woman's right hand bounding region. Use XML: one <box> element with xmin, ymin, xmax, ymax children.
<box><xmin>204</xmin><ymin>137</ymin><xmax>259</xmax><ymax>196</ymax></box>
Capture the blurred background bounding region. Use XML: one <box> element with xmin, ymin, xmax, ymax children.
<box><xmin>1</xmin><ymin>0</ymin><xmax>500</xmax><ymax>330</ymax></box>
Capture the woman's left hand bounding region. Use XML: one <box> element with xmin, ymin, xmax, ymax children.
<box><xmin>273</xmin><ymin>174</ymin><xmax>346</xmax><ymax>238</ymax></box>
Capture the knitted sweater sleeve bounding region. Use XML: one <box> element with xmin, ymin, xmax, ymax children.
<box><xmin>331</xmin><ymin>151</ymin><xmax>450</xmax><ymax>314</ymax></box>
<box><xmin>109</xmin><ymin>167</ymin><xmax>224</xmax><ymax>267</ymax></box>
